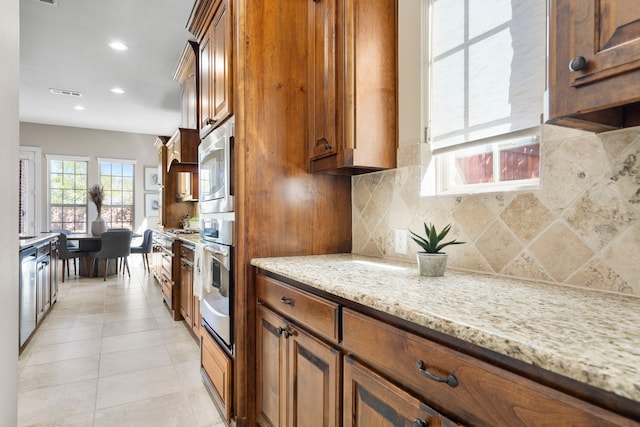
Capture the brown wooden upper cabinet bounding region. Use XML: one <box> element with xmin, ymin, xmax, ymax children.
<box><xmin>189</xmin><ymin>0</ymin><xmax>232</xmax><ymax>139</ymax></box>
<box><xmin>174</xmin><ymin>41</ymin><xmax>199</xmax><ymax>130</ymax></box>
<box><xmin>307</xmin><ymin>0</ymin><xmax>398</xmax><ymax>175</ymax></box>
<box><xmin>549</xmin><ymin>0</ymin><xmax>640</xmax><ymax>132</ymax></box>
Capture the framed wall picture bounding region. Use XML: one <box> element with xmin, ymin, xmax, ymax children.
<box><xmin>144</xmin><ymin>166</ymin><xmax>161</xmax><ymax>191</ymax></box>
<box><xmin>145</xmin><ymin>193</ymin><xmax>160</xmax><ymax>217</ymax></box>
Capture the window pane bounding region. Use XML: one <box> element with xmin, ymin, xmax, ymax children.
<box><xmin>123</xmin><ymin>191</ymin><xmax>133</xmax><ymax>205</ymax></box>
<box><xmin>453</xmin><ymin>145</ymin><xmax>494</xmax><ymax>185</ymax></box>
<box><xmin>469</xmin><ymin>0</ymin><xmax>511</xmax><ymax>38</ymax></box>
<box><xmin>431</xmin><ymin>1</ymin><xmax>464</xmax><ymax>56</ymax></box>
<box><xmin>100</xmin><ymin>163</ymin><xmax>111</xmax><ymax>176</ymax></box>
<box><xmin>431</xmin><ymin>51</ymin><xmax>465</xmax><ymax>138</ymax></box>
<box><xmin>468</xmin><ymin>30</ymin><xmax>512</xmax><ymax>127</ymax></box>
<box><xmin>50</xmin><ymin>160</ymin><xmax>63</xmax><ymax>174</ymax></box>
<box><xmin>123</xmin><ymin>177</ymin><xmax>133</xmax><ymax>192</ymax></box>
<box><xmin>499</xmin><ymin>143</ymin><xmax>540</xmax><ymax>181</ymax></box>
<box><xmin>122</xmin><ymin>164</ymin><xmax>133</xmax><ymax>177</ymax></box>
<box><xmin>50</xmin><ymin>189</ymin><xmax>63</xmax><ymax>204</ymax></box>
<box><xmin>76</xmin><ymin>162</ymin><xmax>87</xmax><ymax>175</ymax></box>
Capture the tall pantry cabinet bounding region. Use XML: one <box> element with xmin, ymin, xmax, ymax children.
<box><xmin>187</xmin><ymin>0</ymin><xmax>361</xmax><ymax>424</ymax></box>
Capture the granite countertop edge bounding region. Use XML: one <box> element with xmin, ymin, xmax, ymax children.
<box><xmin>251</xmin><ymin>253</ymin><xmax>640</xmax><ymax>403</ymax></box>
<box><xmin>19</xmin><ymin>233</ymin><xmax>59</xmax><ymax>250</ymax></box>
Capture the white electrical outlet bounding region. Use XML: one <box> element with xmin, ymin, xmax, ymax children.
<box><xmin>395</xmin><ymin>229</ymin><xmax>407</xmax><ymax>254</ymax></box>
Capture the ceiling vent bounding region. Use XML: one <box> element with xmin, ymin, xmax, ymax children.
<box><xmin>49</xmin><ymin>88</ymin><xmax>82</xmax><ymax>97</ymax></box>
<box><xmin>37</xmin><ymin>0</ymin><xmax>58</xmax><ymax>5</ymax></box>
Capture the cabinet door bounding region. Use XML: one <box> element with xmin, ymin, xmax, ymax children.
<box><xmin>50</xmin><ymin>241</ymin><xmax>58</xmax><ymax>303</ymax></box>
<box><xmin>202</xmin><ymin>329</ymin><xmax>232</xmax><ymax>423</ymax></box>
<box><xmin>199</xmin><ymin>26</ymin><xmax>213</xmax><ymax>136</ymax></box>
<box><xmin>307</xmin><ymin>0</ymin><xmax>338</xmax><ymax>161</ymax></box>
<box><xmin>183</xmin><ymin>71</ymin><xmax>197</xmax><ymax>129</ymax></box>
<box><xmin>343</xmin><ymin>357</ymin><xmax>460</xmax><ymax>427</ymax></box>
<box><xmin>211</xmin><ymin>0</ymin><xmax>232</xmax><ymax>124</ymax></box>
<box><xmin>192</xmin><ymin>293</ymin><xmax>201</xmax><ymax>334</ymax></box>
<box><xmin>199</xmin><ymin>0</ymin><xmax>232</xmax><ymax>139</ymax></box>
<box><xmin>568</xmin><ymin>1</ymin><xmax>640</xmax><ymax>88</ymax></box>
<box><xmin>179</xmin><ymin>259</ymin><xmax>192</xmax><ymax>325</ymax></box>
<box><xmin>550</xmin><ymin>0</ymin><xmax>640</xmax><ymax>130</ymax></box>
<box><xmin>36</xmin><ymin>259</ymin><xmax>50</xmax><ymax>323</ymax></box>
<box><xmin>257</xmin><ymin>305</ymin><xmax>287</xmax><ymax>427</ymax></box>
<box><xmin>287</xmin><ymin>324</ymin><xmax>341</xmax><ymax>427</ymax></box>
<box><xmin>307</xmin><ymin>0</ymin><xmax>397</xmax><ymax>174</ymax></box>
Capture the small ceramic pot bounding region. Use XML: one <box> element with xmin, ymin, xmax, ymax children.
<box><xmin>416</xmin><ymin>252</ymin><xmax>448</xmax><ymax>277</ymax></box>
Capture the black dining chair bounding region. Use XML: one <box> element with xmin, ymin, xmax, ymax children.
<box><xmin>56</xmin><ymin>232</ymin><xmax>89</xmax><ymax>282</ymax></box>
<box><xmin>131</xmin><ymin>229</ymin><xmax>154</xmax><ymax>272</ymax></box>
<box><xmin>89</xmin><ymin>230</ymin><xmax>133</xmax><ymax>281</ymax></box>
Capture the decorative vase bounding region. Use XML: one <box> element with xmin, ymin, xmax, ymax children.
<box><xmin>416</xmin><ymin>252</ymin><xmax>448</xmax><ymax>277</ymax></box>
<box><xmin>91</xmin><ymin>215</ymin><xmax>107</xmax><ymax>236</ymax></box>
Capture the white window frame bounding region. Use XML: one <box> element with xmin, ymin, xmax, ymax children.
<box><xmin>426</xmin><ymin>0</ymin><xmax>546</xmax><ymax>195</ymax></box>
<box><xmin>46</xmin><ymin>154</ymin><xmax>90</xmax><ymax>232</ymax></box>
<box><xmin>97</xmin><ymin>157</ymin><xmax>136</xmax><ymax>229</ymax></box>
<box><xmin>436</xmin><ymin>128</ymin><xmax>541</xmax><ymax>195</ymax></box>
<box><xmin>19</xmin><ymin>146</ymin><xmax>41</xmax><ymax>236</ymax></box>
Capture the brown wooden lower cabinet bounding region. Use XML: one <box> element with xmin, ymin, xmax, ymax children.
<box><xmin>202</xmin><ymin>329</ymin><xmax>232</xmax><ymax>423</ymax></box>
<box><xmin>256</xmin><ymin>304</ymin><xmax>341</xmax><ymax>427</ymax></box>
<box><xmin>344</xmin><ymin>356</ymin><xmax>460</xmax><ymax>427</ymax></box>
<box><xmin>254</xmin><ymin>271</ymin><xmax>640</xmax><ymax>427</ymax></box>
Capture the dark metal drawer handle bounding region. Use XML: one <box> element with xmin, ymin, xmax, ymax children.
<box><xmin>416</xmin><ymin>360</ymin><xmax>458</xmax><ymax>388</ymax></box>
<box><xmin>280</xmin><ymin>296</ymin><xmax>294</xmax><ymax>306</ymax></box>
<box><xmin>412</xmin><ymin>419</ymin><xmax>429</xmax><ymax>427</ymax></box>
<box><xmin>276</xmin><ymin>327</ymin><xmax>291</xmax><ymax>338</ymax></box>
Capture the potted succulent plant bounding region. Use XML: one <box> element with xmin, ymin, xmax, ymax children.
<box><xmin>409</xmin><ymin>222</ymin><xmax>465</xmax><ymax>277</ymax></box>
<box><xmin>88</xmin><ymin>184</ymin><xmax>107</xmax><ymax>236</ymax></box>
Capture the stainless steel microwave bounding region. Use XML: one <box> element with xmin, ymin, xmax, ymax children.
<box><xmin>199</xmin><ymin>117</ymin><xmax>234</xmax><ymax>214</ymax></box>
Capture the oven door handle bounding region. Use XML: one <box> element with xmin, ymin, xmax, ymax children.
<box><xmin>205</xmin><ymin>247</ymin><xmax>229</xmax><ymax>257</ymax></box>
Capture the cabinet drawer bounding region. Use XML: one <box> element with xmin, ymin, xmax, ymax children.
<box><xmin>342</xmin><ymin>308</ymin><xmax>630</xmax><ymax>427</ymax></box>
<box><xmin>180</xmin><ymin>245</ymin><xmax>194</xmax><ymax>261</ymax></box>
<box><xmin>256</xmin><ymin>275</ymin><xmax>340</xmax><ymax>343</ymax></box>
<box><xmin>161</xmin><ymin>279</ymin><xmax>172</xmax><ymax>301</ymax></box>
<box><xmin>344</xmin><ymin>356</ymin><xmax>460</xmax><ymax>427</ymax></box>
<box><xmin>202</xmin><ymin>330</ymin><xmax>232</xmax><ymax>423</ymax></box>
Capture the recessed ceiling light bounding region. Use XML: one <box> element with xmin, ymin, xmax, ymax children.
<box><xmin>74</xmin><ymin>105</ymin><xmax>85</xmax><ymax>111</ymax></box>
<box><xmin>108</xmin><ymin>41</ymin><xmax>128</xmax><ymax>51</ymax></box>
<box><xmin>110</xmin><ymin>87</ymin><xmax>125</xmax><ymax>94</ymax></box>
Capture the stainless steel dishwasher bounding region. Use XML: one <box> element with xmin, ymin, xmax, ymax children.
<box><xmin>19</xmin><ymin>246</ymin><xmax>37</xmax><ymax>349</ymax></box>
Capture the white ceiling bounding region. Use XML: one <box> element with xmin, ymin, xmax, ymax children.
<box><xmin>19</xmin><ymin>0</ymin><xmax>195</xmax><ymax>137</ymax></box>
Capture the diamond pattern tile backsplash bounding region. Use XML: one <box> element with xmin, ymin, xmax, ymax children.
<box><xmin>352</xmin><ymin>125</ymin><xmax>640</xmax><ymax>295</ymax></box>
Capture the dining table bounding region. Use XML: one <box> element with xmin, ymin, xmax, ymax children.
<box><xmin>66</xmin><ymin>232</ymin><xmax>141</xmax><ymax>277</ymax></box>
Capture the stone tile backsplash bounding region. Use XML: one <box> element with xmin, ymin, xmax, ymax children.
<box><xmin>352</xmin><ymin>125</ymin><xmax>640</xmax><ymax>295</ymax></box>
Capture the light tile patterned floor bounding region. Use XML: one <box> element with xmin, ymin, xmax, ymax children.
<box><xmin>17</xmin><ymin>257</ymin><xmax>225</xmax><ymax>427</ymax></box>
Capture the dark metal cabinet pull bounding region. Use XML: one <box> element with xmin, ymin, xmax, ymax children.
<box><xmin>412</xmin><ymin>419</ymin><xmax>429</xmax><ymax>427</ymax></box>
<box><xmin>416</xmin><ymin>360</ymin><xmax>459</xmax><ymax>388</ymax></box>
<box><xmin>569</xmin><ymin>56</ymin><xmax>587</xmax><ymax>72</ymax></box>
<box><xmin>280</xmin><ymin>296</ymin><xmax>294</xmax><ymax>306</ymax></box>
<box><xmin>276</xmin><ymin>327</ymin><xmax>291</xmax><ymax>338</ymax></box>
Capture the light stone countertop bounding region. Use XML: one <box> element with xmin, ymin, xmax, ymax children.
<box><xmin>19</xmin><ymin>233</ymin><xmax>58</xmax><ymax>250</ymax></box>
<box><xmin>251</xmin><ymin>253</ymin><xmax>640</xmax><ymax>403</ymax></box>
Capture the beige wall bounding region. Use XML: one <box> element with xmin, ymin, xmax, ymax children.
<box><xmin>1</xmin><ymin>0</ymin><xmax>19</xmax><ymax>423</ymax></box>
<box><xmin>20</xmin><ymin>122</ymin><xmax>159</xmax><ymax>233</ymax></box>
